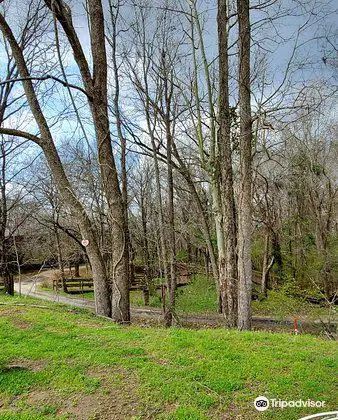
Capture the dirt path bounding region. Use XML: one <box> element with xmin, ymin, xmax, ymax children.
<box><xmin>13</xmin><ymin>272</ymin><xmax>336</xmax><ymax>335</ymax></box>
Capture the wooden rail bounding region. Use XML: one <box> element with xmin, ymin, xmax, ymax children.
<box><xmin>53</xmin><ymin>264</ymin><xmax>192</xmax><ymax>294</ymax></box>
<box><xmin>53</xmin><ymin>277</ymin><xmax>94</xmax><ymax>294</ymax></box>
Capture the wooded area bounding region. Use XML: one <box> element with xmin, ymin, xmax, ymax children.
<box><xmin>0</xmin><ymin>0</ymin><xmax>336</xmax><ymax>330</ymax></box>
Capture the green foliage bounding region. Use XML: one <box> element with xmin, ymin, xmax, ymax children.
<box><xmin>251</xmin><ymin>237</ymin><xmax>265</xmax><ymax>271</ymax></box>
<box><xmin>175</xmin><ymin>250</ymin><xmax>187</xmax><ymax>262</ymax></box>
<box><xmin>279</xmin><ymin>208</ymin><xmax>338</xmax><ymax>293</ymax></box>
<box><xmin>279</xmin><ymin>280</ymin><xmax>324</xmax><ymax>302</ymax></box>
<box><xmin>252</xmin><ymin>289</ymin><xmax>333</xmax><ymax>319</ymax></box>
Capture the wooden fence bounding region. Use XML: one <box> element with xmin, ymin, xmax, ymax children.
<box><xmin>53</xmin><ymin>263</ymin><xmax>192</xmax><ymax>294</ymax></box>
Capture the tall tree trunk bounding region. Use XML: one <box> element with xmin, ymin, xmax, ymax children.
<box><xmin>261</xmin><ymin>230</ymin><xmax>275</xmax><ymax>298</ymax></box>
<box><xmin>163</xmin><ymin>67</ymin><xmax>177</xmax><ymax>326</ymax></box>
<box><xmin>217</xmin><ymin>0</ymin><xmax>238</xmax><ymax>327</ymax></box>
<box><xmin>261</xmin><ymin>230</ymin><xmax>269</xmax><ymax>297</ymax></box>
<box><xmin>142</xmin><ymin>59</ymin><xmax>169</xmax><ymax>315</ymax></box>
<box><xmin>272</xmin><ymin>232</ymin><xmax>283</xmax><ymax>287</ymax></box>
<box><xmin>164</xmin><ymin>130</ymin><xmax>176</xmax><ymax>327</ymax></box>
<box><xmin>54</xmin><ymin>226</ymin><xmax>66</xmax><ymax>292</ymax></box>
<box><xmin>237</xmin><ymin>0</ymin><xmax>253</xmax><ymax>330</ymax></box>
<box><xmin>0</xmin><ymin>141</ymin><xmax>13</xmax><ymax>296</ymax></box>
<box><xmin>210</xmin><ymin>179</ymin><xmax>225</xmax><ymax>311</ymax></box>
<box><xmin>91</xmin><ymin>97</ymin><xmax>130</xmax><ymax>322</ymax></box>
<box><xmin>141</xmin><ymin>195</ymin><xmax>151</xmax><ymax>305</ymax></box>
<box><xmin>74</xmin><ymin>262</ymin><xmax>80</xmax><ymax>278</ymax></box>
<box><xmin>109</xmin><ymin>0</ymin><xmax>132</xmax><ymax>293</ymax></box>
<box><xmin>82</xmin><ymin>0</ymin><xmax>130</xmax><ymax>322</ymax></box>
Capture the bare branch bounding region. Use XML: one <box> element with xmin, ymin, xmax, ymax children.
<box><xmin>0</xmin><ymin>127</ymin><xmax>41</xmax><ymax>145</ymax></box>
<box><xmin>0</xmin><ymin>75</ymin><xmax>91</xmax><ymax>99</ymax></box>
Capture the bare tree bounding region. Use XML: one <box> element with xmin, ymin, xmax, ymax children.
<box><xmin>237</xmin><ymin>0</ymin><xmax>253</xmax><ymax>330</ymax></box>
<box><xmin>217</xmin><ymin>0</ymin><xmax>238</xmax><ymax>326</ymax></box>
<box><xmin>0</xmin><ymin>0</ymin><xmax>130</xmax><ymax>321</ymax></box>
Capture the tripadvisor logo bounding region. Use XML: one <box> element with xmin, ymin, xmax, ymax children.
<box><xmin>253</xmin><ymin>396</ymin><xmax>333</xmax><ymax>417</ymax></box>
<box><xmin>254</xmin><ymin>396</ymin><xmax>269</xmax><ymax>411</ymax></box>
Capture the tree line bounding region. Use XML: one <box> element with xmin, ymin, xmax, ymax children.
<box><xmin>0</xmin><ymin>0</ymin><xmax>336</xmax><ymax>329</ymax></box>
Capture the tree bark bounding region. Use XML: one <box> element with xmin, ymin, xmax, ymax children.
<box><xmin>108</xmin><ymin>0</ymin><xmax>132</xmax><ymax>294</ymax></box>
<box><xmin>141</xmin><ymin>194</ymin><xmax>151</xmax><ymax>305</ymax></box>
<box><xmin>0</xmin><ymin>140</ymin><xmax>13</xmax><ymax>296</ymax></box>
<box><xmin>217</xmin><ymin>0</ymin><xmax>238</xmax><ymax>327</ymax></box>
<box><xmin>210</xmin><ymin>179</ymin><xmax>226</xmax><ymax>314</ymax></box>
<box><xmin>54</xmin><ymin>226</ymin><xmax>66</xmax><ymax>292</ymax></box>
<box><xmin>163</xmin><ymin>65</ymin><xmax>177</xmax><ymax>327</ymax></box>
<box><xmin>74</xmin><ymin>262</ymin><xmax>80</xmax><ymax>278</ymax></box>
<box><xmin>87</xmin><ymin>0</ymin><xmax>130</xmax><ymax>323</ymax></box>
<box><xmin>261</xmin><ymin>230</ymin><xmax>275</xmax><ymax>297</ymax></box>
<box><xmin>261</xmin><ymin>230</ymin><xmax>269</xmax><ymax>297</ymax></box>
<box><xmin>237</xmin><ymin>0</ymin><xmax>253</xmax><ymax>330</ymax></box>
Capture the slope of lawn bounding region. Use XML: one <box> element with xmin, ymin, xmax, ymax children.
<box><xmin>0</xmin><ymin>295</ymin><xmax>337</xmax><ymax>419</ymax></box>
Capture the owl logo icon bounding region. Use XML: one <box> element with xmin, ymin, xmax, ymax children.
<box><xmin>254</xmin><ymin>396</ymin><xmax>269</xmax><ymax>411</ymax></box>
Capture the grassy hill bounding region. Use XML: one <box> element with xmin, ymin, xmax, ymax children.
<box><xmin>0</xmin><ymin>295</ymin><xmax>336</xmax><ymax>419</ymax></box>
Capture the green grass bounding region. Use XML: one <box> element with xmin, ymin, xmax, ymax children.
<box><xmin>0</xmin><ymin>295</ymin><xmax>337</xmax><ymax>419</ymax></box>
<box><xmin>39</xmin><ymin>287</ymin><xmax>95</xmax><ymax>300</ymax></box>
<box><xmin>127</xmin><ymin>275</ymin><xmax>218</xmax><ymax>313</ymax></box>
<box><xmin>129</xmin><ymin>275</ymin><xmax>333</xmax><ymax>319</ymax></box>
<box><xmin>175</xmin><ymin>275</ymin><xmax>219</xmax><ymax>314</ymax></box>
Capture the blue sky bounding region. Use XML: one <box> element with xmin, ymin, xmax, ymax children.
<box><xmin>0</xmin><ymin>0</ymin><xmax>336</xmax><ymax>176</ymax></box>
